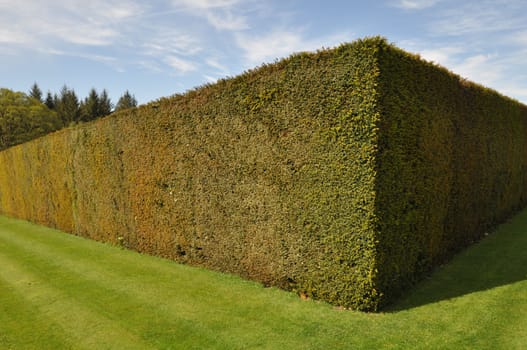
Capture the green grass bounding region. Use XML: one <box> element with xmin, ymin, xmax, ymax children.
<box><xmin>1</xmin><ymin>210</ymin><xmax>526</xmax><ymax>350</ymax></box>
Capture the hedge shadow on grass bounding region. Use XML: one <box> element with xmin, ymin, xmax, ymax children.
<box><xmin>386</xmin><ymin>208</ymin><xmax>527</xmax><ymax>312</ymax></box>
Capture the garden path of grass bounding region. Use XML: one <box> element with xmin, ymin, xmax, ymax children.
<box><xmin>1</xmin><ymin>210</ymin><xmax>526</xmax><ymax>349</ymax></box>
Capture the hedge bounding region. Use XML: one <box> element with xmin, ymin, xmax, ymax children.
<box><xmin>374</xmin><ymin>44</ymin><xmax>527</xmax><ymax>300</ymax></box>
<box><xmin>1</xmin><ymin>37</ymin><xmax>526</xmax><ymax>311</ymax></box>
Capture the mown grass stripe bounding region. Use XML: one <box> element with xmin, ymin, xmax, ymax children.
<box><xmin>1</xmin><ymin>214</ymin><xmax>527</xmax><ymax>349</ymax></box>
<box><xmin>0</xmin><ymin>231</ymin><xmax>227</xmax><ymax>349</ymax></box>
<box><xmin>0</xmin><ymin>218</ymin><xmax>321</xmax><ymax>349</ymax></box>
<box><xmin>0</xmin><ymin>249</ymin><xmax>155</xmax><ymax>350</ymax></box>
<box><xmin>0</xmin><ymin>277</ymin><xmax>71</xmax><ymax>350</ymax></box>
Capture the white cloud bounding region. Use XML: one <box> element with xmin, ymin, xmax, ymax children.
<box><xmin>172</xmin><ymin>0</ymin><xmax>242</xmax><ymax>10</ymax></box>
<box><xmin>401</xmin><ymin>41</ymin><xmax>501</xmax><ymax>88</ymax></box>
<box><xmin>417</xmin><ymin>46</ymin><xmax>464</xmax><ymax>66</ymax></box>
<box><xmin>396</xmin><ymin>1</ymin><xmax>527</xmax><ymax>104</ymax></box>
<box><xmin>39</xmin><ymin>48</ymin><xmax>118</xmax><ymax>64</ymax></box>
<box><xmin>236</xmin><ymin>31</ymin><xmax>304</xmax><ymax>65</ymax></box>
<box><xmin>394</xmin><ymin>0</ymin><xmax>440</xmax><ymax>10</ymax></box>
<box><xmin>164</xmin><ymin>55</ymin><xmax>198</xmax><ymax>74</ymax></box>
<box><xmin>0</xmin><ymin>0</ymin><xmax>206</xmax><ymax>75</ymax></box>
<box><xmin>0</xmin><ymin>28</ymin><xmax>31</xmax><ymax>44</ymax></box>
<box><xmin>509</xmin><ymin>30</ymin><xmax>527</xmax><ymax>46</ymax></box>
<box><xmin>170</xmin><ymin>0</ymin><xmax>250</xmax><ymax>31</ymax></box>
<box><xmin>204</xmin><ymin>74</ymin><xmax>220</xmax><ymax>83</ymax></box>
<box><xmin>137</xmin><ymin>60</ymin><xmax>163</xmax><ymax>73</ymax></box>
<box><xmin>138</xmin><ymin>30</ymin><xmax>203</xmax><ymax>74</ymax></box>
<box><xmin>144</xmin><ymin>33</ymin><xmax>203</xmax><ymax>57</ymax></box>
<box><xmin>451</xmin><ymin>53</ymin><xmax>504</xmax><ymax>86</ymax></box>
<box><xmin>236</xmin><ymin>30</ymin><xmax>351</xmax><ymax>66</ymax></box>
<box><xmin>52</xmin><ymin>24</ymin><xmax>120</xmax><ymax>46</ymax></box>
<box><xmin>432</xmin><ymin>1</ymin><xmax>527</xmax><ymax>36</ymax></box>
<box><xmin>205</xmin><ymin>12</ymin><xmax>248</xmax><ymax>30</ymax></box>
<box><xmin>205</xmin><ymin>57</ymin><xmax>230</xmax><ymax>74</ymax></box>
<box><xmin>411</xmin><ymin>45</ymin><xmax>502</xmax><ymax>83</ymax></box>
<box><xmin>0</xmin><ymin>0</ymin><xmax>145</xmax><ymax>47</ymax></box>
<box><xmin>499</xmin><ymin>85</ymin><xmax>527</xmax><ymax>100</ymax></box>
<box><xmin>408</xmin><ymin>42</ymin><xmax>527</xmax><ymax>103</ymax></box>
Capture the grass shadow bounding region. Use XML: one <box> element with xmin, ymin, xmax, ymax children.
<box><xmin>386</xmin><ymin>208</ymin><xmax>527</xmax><ymax>312</ymax></box>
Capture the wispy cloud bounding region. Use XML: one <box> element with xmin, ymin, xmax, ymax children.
<box><xmin>508</xmin><ymin>30</ymin><xmax>527</xmax><ymax>46</ymax></box>
<box><xmin>416</xmin><ymin>46</ymin><xmax>465</xmax><ymax>66</ymax></box>
<box><xmin>452</xmin><ymin>53</ymin><xmax>504</xmax><ymax>86</ymax></box>
<box><xmin>395</xmin><ymin>0</ymin><xmax>527</xmax><ymax>104</ymax></box>
<box><xmin>0</xmin><ymin>0</ymin><xmax>145</xmax><ymax>47</ymax></box>
<box><xmin>138</xmin><ymin>28</ymin><xmax>204</xmax><ymax>75</ymax></box>
<box><xmin>499</xmin><ymin>85</ymin><xmax>527</xmax><ymax>102</ymax></box>
<box><xmin>205</xmin><ymin>11</ymin><xmax>248</xmax><ymax>30</ymax></box>
<box><xmin>0</xmin><ymin>28</ymin><xmax>31</xmax><ymax>44</ymax></box>
<box><xmin>402</xmin><ymin>39</ymin><xmax>527</xmax><ymax>103</ymax></box>
<box><xmin>170</xmin><ymin>0</ymin><xmax>250</xmax><ymax>30</ymax></box>
<box><xmin>143</xmin><ymin>32</ymin><xmax>203</xmax><ymax>57</ymax></box>
<box><xmin>432</xmin><ymin>1</ymin><xmax>527</xmax><ymax>36</ymax></box>
<box><xmin>393</xmin><ymin>0</ymin><xmax>440</xmax><ymax>10</ymax></box>
<box><xmin>172</xmin><ymin>0</ymin><xmax>241</xmax><ymax>9</ymax></box>
<box><xmin>236</xmin><ymin>31</ymin><xmax>304</xmax><ymax>65</ymax></box>
<box><xmin>205</xmin><ymin>57</ymin><xmax>230</xmax><ymax>75</ymax></box>
<box><xmin>236</xmin><ymin>30</ymin><xmax>351</xmax><ymax>66</ymax></box>
<box><xmin>38</xmin><ymin>48</ymin><xmax>118</xmax><ymax>63</ymax></box>
<box><xmin>163</xmin><ymin>55</ymin><xmax>198</xmax><ymax>73</ymax></box>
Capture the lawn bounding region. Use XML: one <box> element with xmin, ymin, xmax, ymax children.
<box><xmin>1</xmin><ymin>210</ymin><xmax>526</xmax><ymax>349</ymax></box>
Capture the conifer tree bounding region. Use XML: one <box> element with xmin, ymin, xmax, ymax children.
<box><xmin>45</xmin><ymin>91</ymin><xmax>55</xmax><ymax>110</ymax></box>
<box><xmin>29</xmin><ymin>82</ymin><xmax>43</xmax><ymax>103</ymax></box>
<box><xmin>115</xmin><ymin>90</ymin><xmax>138</xmax><ymax>111</ymax></box>
<box><xmin>98</xmin><ymin>89</ymin><xmax>113</xmax><ymax>116</ymax></box>
<box><xmin>80</xmin><ymin>88</ymin><xmax>100</xmax><ymax>122</ymax></box>
<box><xmin>56</xmin><ymin>85</ymin><xmax>79</xmax><ymax>124</ymax></box>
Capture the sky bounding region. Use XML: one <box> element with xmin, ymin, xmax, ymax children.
<box><xmin>1</xmin><ymin>0</ymin><xmax>527</xmax><ymax>105</ymax></box>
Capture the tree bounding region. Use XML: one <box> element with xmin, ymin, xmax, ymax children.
<box><xmin>45</xmin><ymin>91</ymin><xmax>55</xmax><ymax>110</ymax></box>
<box><xmin>0</xmin><ymin>88</ymin><xmax>61</xmax><ymax>150</ymax></box>
<box><xmin>55</xmin><ymin>85</ymin><xmax>79</xmax><ymax>124</ymax></box>
<box><xmin>29</xmin><ymin>82</ymin><xmax>43</xmax><ymax>103</ymax></box>
<box><xmin>98</xmin><ymin>89</ymin><xmax>113</xmax><ymax>116</ymax></box>
<box><xmin>79</xmin><ymin>88</ymin><xmax>100</xmax><ymax>122</ymax></box>
<box><xmin>115</xmin><ymin>90</ymin><xmax>138</xmax><ymax>112</ymax></box>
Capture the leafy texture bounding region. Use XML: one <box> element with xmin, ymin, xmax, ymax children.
<box><xmin>0</xmin><ymin>38</ymin><xmax>526</xmax><ymax>311</ymax></box>
<box><xmin>0</xmin><ymin>88</ymin><xmax>62</xmax><ymax>150</ymax></box>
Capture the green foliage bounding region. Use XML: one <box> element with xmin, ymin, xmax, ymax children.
<box><xmin>44</xmin><ymin>91</ymin><xmax>55</xmax><ymax>110</ymax></box>
<box><xmin>373</xmin><ymin>41</ymin><xmax>527</xmax><ymax>303</ymax></box>
<box><xmin>55</xmin><ymin>85</ymin><xmax>80</xmax><ymax>124</ymax></box>
<box><xmin>1</xmin><ymin>37</ymin><xmax>526</xmax><ymax>311</ymax></box>
<box><xmin>0</xmin><ymin>84</ymin><xmax>127</xmax><ymax>150</ymax></box>
<box><xmin>28</xmin><ymin>82</ymin><xmax>43</xmax><ymax>103</ymax></box>
<box><xmin>79</xmin><ymin>88</ymin><xmax>113</xmax><ymax>122</ymax></box>
<box><xmin>79</xmin><ymin>88</ymin><xmax>100</xmax><ymax>122</ymax></box>
<box><xmin>0</xmin><ymin>88</ymin><xmax>62</xmax><ymax>150</ymax></box>
<box><xmin>98</xmin><ymin>89</ymin><xmax>113</xmax><ymax>116</ymax></box>
<box><xmin>115</xmin><ymin>90</ymin><xmax>137</xmax><ymax>112</ymax></box>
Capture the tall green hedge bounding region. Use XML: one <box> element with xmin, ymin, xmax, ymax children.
<box><xmin>374</xmin><ymin>43</ymin><xmax>527</xmax><ymax>300</ymax></box>
<box><xmin>1</xmin><ymin>37</ymin><xmax>526</xmax><ymax>311</ymax></box>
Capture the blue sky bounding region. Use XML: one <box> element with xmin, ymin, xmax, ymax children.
<box><xmin>1</xmin><ymin>0</ymin><xmax>526</xmax><ymax>105</ymax></box>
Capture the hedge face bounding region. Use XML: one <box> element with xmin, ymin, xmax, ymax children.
<box><xmin>1</xmin><ymin>37</ymin><xmax>526</xmax><ymax>311</ymax></box>
<box><xmin>374</xmin><ymin>43</ymin><xmax>527</xmax><ymax>300</ymax></box>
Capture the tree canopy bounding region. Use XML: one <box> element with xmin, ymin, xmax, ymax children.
<box><xmin>115</xmin><ymin>90</ymin><xmax>138</xmax><ymax>112</ymax></box>
<box><xmin>28</xmin><ymin>83</ymin><xmax>43</xmax><ymax>103</ymax></box>
<box><xmin>0</xmin><ymin>88</ymin><xmax>62</xmax><ymax>150</ymax></box>
<box><xmin>0</xmin><ymin>83</ymin><xmax>138</xmax><ymax>151</ymax></box>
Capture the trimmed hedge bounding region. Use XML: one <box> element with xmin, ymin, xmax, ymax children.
<box><xmin>374</xmin><ymin>43</ymin><xmax>527</xmax><ymax>300</ymax></box>
<box><xmin>1</xmin><ymin>37</ymin><xmax>526</xmax><ymax>311</ymax></box>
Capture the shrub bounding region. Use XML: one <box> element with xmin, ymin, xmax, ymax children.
<box><xmin>1</xmin><ymin>37</ymin><xmax>526</xmax><ymax>311</ymax></box>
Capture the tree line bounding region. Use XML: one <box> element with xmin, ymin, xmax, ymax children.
<box><xmin>0</xmin><ymin>83</ymin><xmax>138</xmax><ymax>151</ymax></box>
